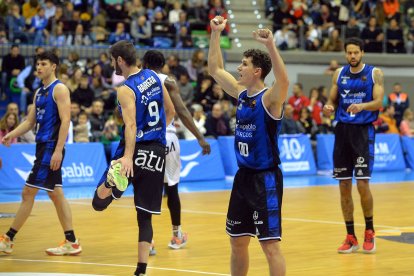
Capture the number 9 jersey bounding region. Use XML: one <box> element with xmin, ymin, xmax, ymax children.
<box><xmin>235</xmin><ymin>88</ymin><xmax>282</xmax><ymax>170</ymax></box>
<box><xmin>117</xmin><ymin>69</ymin><xmax>166</xmax><ymax>146</ymax></box>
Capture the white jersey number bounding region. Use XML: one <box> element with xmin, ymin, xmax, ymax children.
<box><xmin>148</xmin><ymin>101</ymin><xmax>160</xmax><ymax>126</ymax></box>
<box><xmin>238</xmin><ymin>142</ymin><xmax>249</xmax><ymax>157</ymax></box>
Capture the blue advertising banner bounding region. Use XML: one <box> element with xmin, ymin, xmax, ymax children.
<box><xmin>315</xmin><ymin>134</ymin><xmax>405</xmax><ymax>172</ymax></box>
<box><xmin>279</xmin><ymin>134</ymin><xmax>317</xmax><ymax>175</ymax></box>
<box><xmin>401</xmin><ymin>136</ymin><xmax>414</xmax><ymax>169</ymax></box>
<box><xmin>0</xmin><ymin>143</ymin><xmax>107</xmax><ymax>189</ymax></box>
<box><xmin>217</xmin><ymin>136</ymin><xmax>238</xmax><ymax>176</ymax></box>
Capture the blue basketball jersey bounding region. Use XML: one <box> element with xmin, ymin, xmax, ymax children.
<box><xmin>235</xmin><ymin>89</ymin><xmax>282</xmax><ymax>170</ymax></box>
<box><xmin>336</xmin><ymin>64</ymin><xmax>378</xmax><ymax>124</ymax></box>
<box><xmin>34</xmin><ymin>79</ymin><xmax>62</xmax><ymax>143</ymax></box>
<box><xmin>118</xmin><ymin>69</ymin><xmax>166</xmax><ymax>145</ymax></box>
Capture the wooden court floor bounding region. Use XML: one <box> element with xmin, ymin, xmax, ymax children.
<box><xmin>0</xmin><ymin>182</ymin><xmax>413</xmax><ymax>276</ymax></box>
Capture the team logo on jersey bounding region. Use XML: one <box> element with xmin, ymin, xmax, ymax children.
<box><xmin>361</xmin><ymin>76</ymin><xmax>367</xmax><ymax>81</ymax></box>
<box><xmin>141</xmin><ymin>95</ymin><xmax>149</xmax><ymax>105</ymax></box>
<box><xmin>237</xmin><ymin>99</ymin><xmax>245</xmax><ymax>110</ymax></box>
<box><xmin>341</xmin><ymin>76</ymin><xmax>349</xmax><ymax>84</ymax></box>
<box><xmin>253</xmin><ymin>211</ymin><xmax>258</xmax><ymax>220</ymax></box>
<box><xmin>136</xmin><ymin>130</ymin><xmax>144</xmax><ymax>138</ymax></box>
<box><xmin>341</xmin><ymin>89</ymin><xmax>351</xmax><ymax>98</ymax></box>
<box><xmin>249</xmin><ymin>99</ymin><xmax>256</xmax><ymax>108</ymax></box>
<box><xmin>357</xmin><ymin>157</ymin><xmax>364</xmax><ymax>164</ymax></box>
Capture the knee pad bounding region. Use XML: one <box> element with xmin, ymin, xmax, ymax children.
<box><xmin>137</xmin><ymin>210</ymin><xmax>153</xmax><ymax>243</ymax></box>
<box><xmin>92</xmin><ymin>190</ymin><xmax>113</xmax><ymax>211</ymax></box>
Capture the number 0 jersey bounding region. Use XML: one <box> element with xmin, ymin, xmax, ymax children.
<box><xmin>235</xmin><ymin>89</ymin><xmax>282</xmax><ymax>170</ymax></box>
<box><xmin>118</xmin><ymin>69</ymin><xmax>166</xmax><ymax>145</ymax></box>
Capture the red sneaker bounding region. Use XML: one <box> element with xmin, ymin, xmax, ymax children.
<box><xmin>362</xmin><ymin>230</ymin><xmax>376</xmax><ymax>254</ymax></box>
<box><xmin>337</xmin><ymin>234</ymin><xmax>359</xmax><ymax>254</ymax></box>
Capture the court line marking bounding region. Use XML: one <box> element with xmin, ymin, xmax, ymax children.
<box><xmin>67</xmin><ymin>201</ymin><xmax>413</xmax><ymax>230</ymax></box>
<box><xmin>0</xmin><ymin>258</ymin><xmax>230</xmax><ymax>276</ymax></box>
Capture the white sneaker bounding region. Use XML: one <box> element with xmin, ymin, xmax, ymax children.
<box><xmin>45</xmin><ymin>239</ymin><xmax>82</xmax><ymax>256</ymax></box>
<box><xmin>168</xmin><ymin>232</ymin><xmax>188</xmax><ymax>249</ymax></box>
<box><xmin>0</xmin><ymin>234</ymin><xmax>14</xmax><ymax>254</ymax></box>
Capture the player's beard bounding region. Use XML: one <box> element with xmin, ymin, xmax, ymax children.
<box><xmin>114</xmin><ymin>62</ymin><xmax>123</xmax><ymax>75</ymax></box>
<box><xmin>348</xmin><ymin>58</ymin><xmax>361</xmax><ymax>68</ymax></box>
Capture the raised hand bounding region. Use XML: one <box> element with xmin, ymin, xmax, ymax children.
<box><xmin>210</xmin><ymin>16</ymin><xmax>227</xmax><ymax>33</ymax></box>
<box><xmin>253</xmin><ymin>29</ymin><xmax>274</xmax><ymax>46</ymax></box>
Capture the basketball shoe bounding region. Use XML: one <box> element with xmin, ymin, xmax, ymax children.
<box><xmin>168</xmin><ymin>232</ymin><xmax>188</xmax><ymax>249</ymax></box>
<box><xmin>337</xmin><ymin>234</ymin><xmax>359</xmax><ymax>254</ymax></box>
<box><xmin>45</xmin><ymin>239</ymin><xmax>82</xmax><ymax>256</ymax></box>
<box><xmin>107</xmin><ymin>161</ymin><xmax>129</xmax><ymax>191</ymax></box>
<box><xmin>0</xmin><ymin>234</ymin><xmax>13</xmax><ymax>254</ymax></box>
<box><xmin>362</xmin><ymin>229</ymin><xmax>376</xmax><ymax>254</ymax></box>
<box><xmin>149</xmin><ymin>239</ymin><xmax>156</xmax><ymax>256</ymax></box>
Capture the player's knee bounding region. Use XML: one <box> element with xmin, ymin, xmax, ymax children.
<box><xmin>92</xmin><ymin>191</ymin><xmax>112</xmax><ymax>211</ymax></box>
<box><xmin>21</xmin><ymin>186</ymin><xmax>37</xmax><ymax>201</ymax></box>
<box><xmin>137</xmin><ymin>210</ymin><xmax>153</xmax><ymax>243</ymax></box>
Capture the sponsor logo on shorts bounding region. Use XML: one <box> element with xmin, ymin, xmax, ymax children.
<box><xmin>253</xmin><ymin>211</ymin><xmax>263</xmax><ymax>225</ymax></box>
<box><xmin>135</xmin><ymin>149</ymin><xmax>164</xmax><ymax>172</ymax></box>
<box><xmin>226</xmin><ymin>218</ymin><xmax>241</xmax><ymax>227</ymax></box>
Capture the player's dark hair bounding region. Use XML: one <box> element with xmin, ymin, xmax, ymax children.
<box><xmin>142</xmin><ymin>50</ymin><xmax>165</xmax><ymax>71</ymax></box>
<box><xmin>36</xmin><ymin>50</ymin><xmax>60</xmax><ymax>66</ymax></box>
<box><xmin>344</xmin><ymin>37</ymin><xmax>364</xmax><ymax>52</ymax></box>
<box><xmin>243</xmin><ymin>49</ymin><xmax>271</xmax><ymax>80</ymax></box>
<box><xmin>109</xmin><ymin>40</ymin><xmax>137</xmax><ymax>66</ymax></box>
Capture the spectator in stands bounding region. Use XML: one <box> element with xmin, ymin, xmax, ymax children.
<box><xmin>205</xmin><ymin>102</ymin><xmax>231</xmax><ymax>138</ymax></box>
<box><xmin>386</xmin><ymin>18</ymin><xmax>406</xmax><ymax>54</ymax></box>
<box><xmin>194</xmin><ymin>76</ymin><xmax>214</xmax><ymax>111</ymax></box>
<box><xmin>313</xmin><ymin>4</ymin><xmax>337</xmax><ymax>38</ymax></box>
<box><xmin>97</xmin><ymin>53</ymin><xmax>113</xmax><ymax>84</ymax></box>
<box><xmin>66</xmin><ymin>24</ymin><xmax>92</xmax><ymax>46</ymax></box>
<box><xmin>274</xmin><ymin>23</ymin><xmax>295</xmax><ymax>51</ymax></box>
<box><xmin>28</xmin><ymin>7</ymin><xmax>49</xmax><ymax>45</ymax></box>
<box><xmin>305</xmin><ymin>24</ymin><xmax>321</xmax><ymax>51</ymax></box>
<box><xmin>90</xmin><ymin>11</ymin><xmax>109</xmax><ymax>44</ymax></box>
<box><xmin>0</xmin><ymin>112</ymin><xmax>19</xmax><ymax>144</ymax></box>
<box><xmin>406</xmin><ymin>18</ymin><xmax>414</xmax><ymax>54</ymax></box>
<box><xmin>378</xmin><ymin>105</ymin><xmax>399</xmax><ymax>134</ymax></box>
<box><xmin>131</xmin><ymin>15</ymin><xmax>153</xmax><ymax>46</ymax></box>
<box><xmin>383</xmin><ymin>0</ymin><xmax>400</xmax><ymax>22</ymax></box>
<box><xmin>128</xmin><ymin>0</ymin><xmax>146</xmax><ymax>19</ymax></box>
<box><xmin>73</xmin><ymin>111</ymin><xmax>90</xmax><ymax>143</ymax></box>
<box><xmin>288</xmin><ymin>82</ymin><xmax>310</xmax><ymax>120</ymax></box>
<box><xmin>169</xmin><ymin>0</ymin><xmax>183</xmax><ymax>24</ymax></box>
<box><xmin>1</xmin><ymin>44</ymin><xmax>25</xmax><ymax>101</ymax></box>
<box><xmin>345</xmin><ymin>17</ymin><xmax>361</xmax><ymax>39</ymax></box>
<box><xmin>18</xmin><ymin>104</ymin><xmax>36</xmax><ymax>143</ymax></box>
<box><xmin>297</xmin><ymin>107</ymin><xmax>318</xmax><ymax>140</ymax></box>
<box><xmin>177</xmin><ymin>72</ymin><xmax>194</xmax><ymax>107</ymax></box>
<box><xmin>101</xmin><ymin>118</ymin><xmax>121</xmax><ymax>161</ymax></box>
<box><xmin>44</xmin><ymin>0</ymin><xmax>56</xmax><ymax>20</ymax></box>
<box><xmin>281</xmin><ymin>104</ymin><xmax>302</xmax><ymax>134</ymax></box>
<box><xmin>49</xmin><ymin>23</ymin><xmax>67</xmax><ymax>47</ymax></box>
<box><xmin>321</xmin><ymin>28</ymin><xmax>343</xmax><ymax>52</ymax></box>
<box><xmin>22</xmin><ymin>0</ymin><xmax>40</xmax><ymax>21</ymax></box>
<box><xmin>167</xmin><ymin>54</ymin><xmax>189</xmax><ymax>80</ymax></box>
<box><xmin>89</xmin><ymin>99</ymin><xmax>106</xmax><ymax>141</ymax></box>
<box><xmin>66</xmin><ymin>67</ymin><xmax>83</xmax><ymax>92</ymax></box>
<box><xmin>108</xmin><ymin>22</ymin><xmax>131</xmax><ymax>44</ymax></box>
<box><xmin>6</xmin><ymin>102</ymin><xmax>19</xmax><ymax>117</ymax></box>
<box><xmin>176</xmin><ymin>25</ymin><xmax>194</xmax><ymax>48</ymax></box>
<box><xmin>184</xmin><ymin>50</ymin><xmax>205</xmax><ymax>82</ymax></box>
<box><xmin>361</xmin><ymin>16</ymin><xmax>384</xmax><ymax>53</ymax></box>
<box><xmin>182</xmin><ymin>103</ymin><xmax>206</xmax><ymax>139</ymax></box>
<box><xmin>308</xmin><ymin>87</ymin><xmax>323</xmax><ymax>126</ymax></box>
<box><xmin>70</xmin><ymin>101</ymin><xmax>81</xmax><ymax>126</ymax></box>
<box><xmin>399</xmin><ymin>108</ymin><xmax>414</xmax><ymax>137</ymax></box>
<box><xmin>324</xmin><ymin>59</ymin><xmax>340</xmax><ymax>75</ymax></box>
<box><xmin>186</xmin><ymin>0</ymin><xmax>208</xmax><ymax>22</ymax></box>
<box><xmin>388</xmin><ymin>82</ymin><xmax>409</xmax><ymax>127</ymax></box>
<box><xmin>71</xmin><ymin>74</ymin><xmax>95</xmax><ymax>112</ymax></box>
<box><xmin>6</xmin><ymin>4</ymin><xmax>29</xmax><ymax>43</ymax></box>
<box><xmin>319</xmin><ymin>112</ymin><xmax>333</xmax><ymax>134</ymax></box>
<box><xmin>207</xmin><ymin>0</ymin><xmax>229</xmax><ymax>35</ymax></box>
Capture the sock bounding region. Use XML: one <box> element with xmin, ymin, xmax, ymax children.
<box><xmin>104</xmin><ymin>181</ymin><xmax>113</xmax><ymax>189</ymax></box>
<box><xmin>64</xmin><ymin>230</ymin><xmax>76</xmax><ymax>242</ymax></box>
<box><xmin>365</xmin><ymin>216</ymin><xmax>374</xmax><ymax>231</ymax></box>
<box><xmin>135</xmin><ymin>262</ymin><xmax>147</xmax><ymax>275</ymax></box>
<box><xmin>172</xmin><ymin>225</ymin><xmax>182</xmax><ymax>238</ymax></box>
<box><xmin>345</xmin><ymin>221</ymin><xmax>355</xmax><ymax>236</ymax></box>
<box><xmin>6</xmin><ymin>228</ymin><xmax>18</xmax><ymax>241</ymax></box>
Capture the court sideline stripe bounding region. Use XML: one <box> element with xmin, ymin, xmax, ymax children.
<box><xmin>67</xmin><ymin>201</ymin><xmax>412</xmax><ymax>230</ymax></box>
<box><xmin>0</xmin><ymin>258</ymin><xmax>230</xmax><ymax>276</ymax></box>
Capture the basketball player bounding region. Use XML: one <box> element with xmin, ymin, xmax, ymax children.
<box><xmin>208</xmin><ymin>16</ymin><xmax>289</xmax><ymax>276</ymax></box>
<box><xmin>0</xmin><ymin>51</ymin><xmax>81</xmax><ymax>256</ymax></box>
<box><xmin>324</xmin><ymin>37</ymin><xmax>384</xmax><ymax>254</ymax></box>
<box><xmin>142</xmin><ymin>50</ymin><xmax>211</xmax><ymax>252</ymax></box>
<box><xmin>91</xmin><ymin>41</ymin><xmax>175</xmax><ymax>276</ymax></box>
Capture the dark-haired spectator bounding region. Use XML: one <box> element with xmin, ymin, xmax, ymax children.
<box><xmin>288</xmin><ymin>82</ymin><xmax>310</xmax><ymax>120</ymax></box>
<box><xmin>205</xmin><ymin>103</ymin><xmax>231</xmax><ymax>138</ymax></box>
<box><xmin>71</xmin><ymin>74</ymin><xmax>95</xmax><ymax>111</ymax></box>
<box><xmin>345</xmin><ymin>17</ymin><xmax>361</xmax><ymax>39</ymax></box>
<box><xmin>1</xmin><ymin>45</ymin><xmax>25</xmax><ymax>101</ymax></box>
<box><xmin>73</xmin><ymin>112</ymin><xmax>90</xmax><ymax>143</ymax></box>
<box><xmin>108</xmin><ymin>22</ymin><xmax>131</xmax><ymax>44</ymax></box>
<box><xmin>388</xmin><ymin>82</ymin><xmax>409</xmax><ymax>127</ymax></box>
<box><xmin>321</xmin><ymin>29</ymin><xmax>343</xmax><ymax>52</ymax></box>
<box><xmin>361</xmin><ymin>16</ymin><xmax>384</xmax><ymax>53</ymax></box>
<box><xmin>383</xmin><ymin>0</ymin><xmax>400</xmax><ymax>22</ymax></box>
<box><xmin>131</xmin><ymin>15</ymin><xmax>153</xmax><ymax>46</ymax></box>
<box><xmin>44</xmin><ymin>0</ymin><xmax>56</xmax><ymax>20</ymax></box>
<box><xmin>167</xmin><ymin>54</ymin><xmax>188</xmax><ymax>80</ymax></box>
<box><xmin>176</xmin><ymin>26</ymin><xmax>193</xmax><ymax>48</ymax></box>
<box><xmin>207</xmin><ymin>0</ymin><xmax>229</xmax><ymax>35</ymax></box>
<box><xmin>186</xmin><ymin>0</ymin><xmax>208</xmax><ymax>22</ymax></box>
<box><xmin>281</xmin><ymin>104</ymin><xmax>302</xmax><ymax>134</ymax></box>
<box><xmin>297</xmin><ymin>107</ymin><xmax>318</xmax><ymax>140</ymax></box>
<box><xmin>177</xmin><ymin>73</ymin><xmax>194</xmax><ymax>107</ymax></box>
<box><xmin>70</xmin><ymin>101</ymin><xmax>81</xmax><ymax>126</ymax></box>
<box><xmin>89</xmin><ymin>99</ymin><xmax>106</xmax><ymax>141</ymax></box>
<box><xmin>0</xmin><ymin>112</ymin><xmax>19</xmax><ymax>144</ymax></box>
<box><xmin>386</xmin><ymin>18</ymin><xmax>405</xmax><ymax>54</ymax></box>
